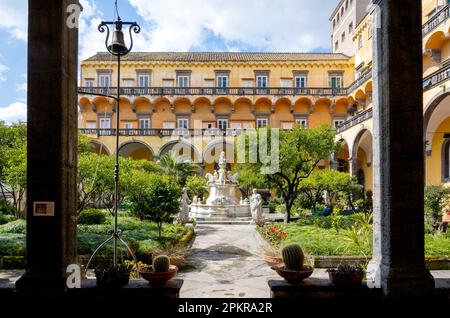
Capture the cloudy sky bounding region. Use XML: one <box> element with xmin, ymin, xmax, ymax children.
<box><xmin>0</xmin><ymin>0</ymin><xmax>339</xmax><ymax>124</ymax></box>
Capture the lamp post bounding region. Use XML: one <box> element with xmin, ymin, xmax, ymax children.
<box><xmin>85</xmin><ymin>15</ymin><xmax>140</xmax><ymax>270</ymax></box>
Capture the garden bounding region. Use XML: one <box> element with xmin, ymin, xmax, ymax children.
<box><xmin>0</xmin><ymin>123</ymin><xmax>206</xmax><ymax>270</ymax></box>
<box><xmin>235</xmin><ymin>125</ymin><xmax>449</xmax><ymax>267</ymax></box>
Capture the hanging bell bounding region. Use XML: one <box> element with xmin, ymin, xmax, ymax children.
<box><xmin>108</xmin><ymin>28</ymin><xmax>128</xmax><ymax>55</ymax></box>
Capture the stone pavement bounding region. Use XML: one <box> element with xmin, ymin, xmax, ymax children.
<box><xmin>178</xmin><ymin>224</ymin><xmax>278</xmax><ymax>298</ymax></box>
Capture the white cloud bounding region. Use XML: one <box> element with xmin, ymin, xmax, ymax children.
<box><xmin>0</xmin><ymin>102</ymin><xmax>27</xmax><ymax>124</ymax></box>
<box><xmin>0</xmin><ymin>63</ymin><xmax>8</xmax><ymax>82</ymax></box>
<box><xmin>0</xmin><ymin>0</ymin><xmax>27</xmax><ymax>41</ymax></box>
<box><xmin>127</xmin><ymin>0</ymin><xmax>339</xmax><ymax>52</ymax></box>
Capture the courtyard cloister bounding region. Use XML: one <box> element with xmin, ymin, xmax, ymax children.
<box><xmin>0</xmin><ymin>0</ymin><xmax>449</xmax><ymax>307</ymax></box>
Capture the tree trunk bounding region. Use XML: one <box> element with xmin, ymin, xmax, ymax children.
<box><xmin>285</xmin><ymin>202</ymin><xmax>291</xmax><ymax>223</ymax></box>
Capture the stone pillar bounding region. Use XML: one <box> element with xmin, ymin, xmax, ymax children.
<box><xmin>368</xmin><ymin>0</ymin><xmax>434</xmax><ymax>297</ymax></box>
<box><xmin>348</xmin><ymin>157</ymin><xmax>357</xmax><ymax>177</ymax></box>
<box><xmin>16</xmin><ymin>0</ymin><xmax>79</xmax><ymax>291</ymax></box>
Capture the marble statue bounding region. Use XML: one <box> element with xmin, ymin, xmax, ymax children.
<box><xmin>189</xmin><ymin>150</ymin><xmax>251</xmax><ymax>219</ymax></box>
<box><xmin>176</xmin><ymin>188</ymin><xmax>190</xmax><ymax>224</ymax></box>
<box><xmin>250</xmin><ymin>189</ymin><xmax>263</xmax><ymax>222</ymax></box>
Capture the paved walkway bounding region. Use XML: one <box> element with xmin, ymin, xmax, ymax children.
<box><xmin>178</xmin><ymin>224</ymin><xmax>277</xmax><ymax>298</ymax></box>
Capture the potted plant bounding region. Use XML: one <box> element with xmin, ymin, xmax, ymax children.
<box><xmin>327</xmin><ymin>264</ymin><xmax>365</xmax><ymax>286</ymax></box>
<box><xmin>95</xmin><ymin>262</ymin><xmax>133</xmax><ymax>288</ymax></box>
<box><xmin>153</xmin><ymin>243</ymin><xmax>188</xmax><ymax>268</ymax></box>
<box><xmin>139</xmin><ymin>255</ymin><xmax>178</xmax><ymax>285</ymax></box>
<box><xmin>262</xmin><ymin>245</ymin><xmax>283</xmax><ymax>267</ymax></box>
<box><xmin>260</xmin><ymin>224</ymin><xmax>287</xmax><ymax>266</ymax></box>
<box><xmin>271</xmin><ymin>244</ymin><xmax>314</xmax><ymax>284</ymax></box>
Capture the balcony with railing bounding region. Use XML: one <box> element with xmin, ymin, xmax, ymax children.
<box><xmin>79</xmin><ymin>128</ymin><xmax>251</xmax><ymax>138</ymax></box>
<box><xmin>336</xmin><ymin>108</ymin><xmax>373</xmax><ymax>134</ymax></box>
<box><xmin>78</xmin><ymin>86</ymin><xmax>350</xmax><ymax>98</ymax></box>
<box><xmin>423</xmin><ymin>60</ymin><xmax>450</xmax><ymax>91</ymax></box>
<box><xmin>347</xmin><ymin>68</ymin><xmax>372</xmax><ymax>93</ymax></box>
<box><xmin>422</xmin><ymin>3</ymin><xmax>450</xmax><ymax>37</ymax></box>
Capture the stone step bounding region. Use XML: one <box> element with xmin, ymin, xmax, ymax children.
<box><xmin>194</xmin><ymin>220</ymin><xmax>253</xmax><ymax>225</ymax></box>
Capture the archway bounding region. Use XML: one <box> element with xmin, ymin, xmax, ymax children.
<box><xmin>351</xmin><ymin>129</ymin><xmax>373</xmax><ymax>193</ymax></box>
<box><xmin>118</xmin><ymin>141</ymin><xmax>154</xmax><ymax>160</ymax></box>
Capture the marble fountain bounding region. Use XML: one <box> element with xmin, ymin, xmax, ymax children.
<box><xmin>189</xmin><ymin>151</ymin><xmax>251</xmax><ymax>220</ymax></box>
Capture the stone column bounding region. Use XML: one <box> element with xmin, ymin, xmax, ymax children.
<box><xmin>348</xmin><ymin>157</ymin><xmax>357</xmax><ymax>177</ymax></box>
<box><xmin>16</xmin><ymin>0</ymin><xmax>79</xmax><ymax>291</ymax></box>
<box><xmin>368</xmin><ymin>0</ymin><xmax>434</xmax><ymax>297</ymax></box>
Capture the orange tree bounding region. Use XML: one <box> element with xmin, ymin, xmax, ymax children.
<box><xmin>237</xmin><ymin>125</ymin><xmax>338</xmax><ymax>223</ymax></box>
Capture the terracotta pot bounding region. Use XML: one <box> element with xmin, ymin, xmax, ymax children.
<box><xmin>271</xmin><ymin>265</ymin><xmax>314</xmax><ymax>284</ymax></box>
<box><xmin>263</xmin><ymin>254</ymin><xmax>283</xmax><ymax>267</ymax></box>
<box><xmin>139</xmin><ymin>265</ymin><xmax>178</xmax><ymax>285</ymax></box>
<box><xmin>327</xmin><ymin>270</ymin><xmax>364</xmax><ymax>286</ymax></box>
<box><xmin>170</xmin><ymin>255</ymin><xmax>185</xmax><ymax>268</ymax></box>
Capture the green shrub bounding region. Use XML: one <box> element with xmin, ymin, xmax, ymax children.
<box><xmin>0</xmin><ymin>199</ymin><xmax>15</xmax><ymax>216</ymax></box>
<box><xmin>78</xmin><ymin>209</ymin><xmax>106</xmax><ymax>225</ymax></box>
<box><xmin>0</xmin><ymin>234</ymin><xmax>26</xmax><ymax>255</ymax></box>
<box><xmin>424</xmin><ymin>186</ymin><xmax>450</xmax><ymax>233</ymax></box>
<box><xmin>0</xmin><ymin>214</ymin><xmax>15</xmax><ymax>225</ymax></box>
<box><xmin>0</xmin><ymin>220</ymin><xmax>26</xmax><ymax>234</ymax></box>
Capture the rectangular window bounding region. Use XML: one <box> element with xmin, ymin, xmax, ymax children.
<box><xmin>295</xmin><ymin>118</ymin><xmax>308</xmax><ymax>128</ymax></box>
<box><xmin>177</xmin><ymin>118</ymin><xmax>189</xmax><ymax>129</ymax></box>
<box><xmin>98</xmin><ymin>74</ymin><xmax>111</xmax><ymax>87</ymax></box>
<box><xmin>358</xmin><ymin>35</ymin><xmax>363</xmax><ymax>49</ymax></box>
<box><xmin>124</xmin><ymin>122</ymin><xmax>133</xmax><ymax>129</ymax></box>
<box><xmin>139</xmin><ymin>118</ymin><xmax>150</xmax><ymax>129</ymax></box>
<box><xmin>230</xmin><ymin>122</ymin><xmax>242</xmax><ymax>129</ymax></box>
<box><xmin>256</xmin><ymin>118</ymin><xmax>269</xmax><ymax>128</ymax></box>
<box><xmin>163</xmin><ymin>122</ymin><xmax>175</xmax><ymax>129</ymax></box>
<box><xmin>335</xmin><ymin>41</ymin><xmax>339</xmax><ymax>51</ymax></box>
<box><xmin>341</xmin><ymin>32</ymin><xmax>346</xmax><ymax>42</ymax></box>
<box><xmin>99</xmin><ymin>118</ymin><xmax>111</xmax><ymax>129</ymax></box>
<box><xmin>282</xmin><ymin>122</ymin><xmax>294</xmax><ymax>130</ymax></box>
<box><xmin>217</xmin><ymin>118</ymin><xmax>229</xmax><ymax>130</ymax></box>
<box><xmin>256</xmin><ymin>75</ymin><xmax>268</xmax><ymax>88</ymax></box>
<box><xmin>177</xmin><ymin>76</ymin><xmax>190</xmax><ymax>88</ymax></box>
<box><xmin>138</xmin><ymin>74</ymin><xmax>150</xmax><ymax>87</ymax></box>
<box><xmin>204</xmin><ymin>80</ymin><xmax>214</xmax><ymax>88</ymax></box>
<box><xmin>85</xmin><ymin>80</ymin><xmax>94</xmax><ymax>87</ymax></box>
<box><xmin>333</xmin><ymin>119</ymin><xmax>345</xmax><ymax>129</ymax></box>
<box><xmin>217</xmin><ymin>75</ymin><xmax>229</xmax><ymax>88</ymax></box>
<box><xmin>123</xmin><ymin>79</ymin><xmax>133</xmax><ymax>87</ymax></box>
<box><xmin>86</xmin><ymin>121</ymin><xmax>96</xmax><ymax>129</ymax></box>
<box><xmin>294</xmin><ymin>76</ymin><xmax>307</xmax><ymax>88</ymax></box>
<box><xmin>243</xmin><ymin>80</ymin><xmax>253</xmax><ymax>88</ymax></box>
<box><xmin>349</xmin><ymin>22</ymin><xmax>353</xmax><ymax>34</ymax></box>
<box><xmin>280</xmin><ymin>79</ymin><xmax>292</xmax><ymax>88</ymax></box>
<box><xmin>330</xmin><ymin>75</ymin><xmax>343</xmax><ymax>88</ymax></box>
<box><xmin>162</xmin><ymin>80</ymin><xmax>173</xmax><ymax>88</ymax></box>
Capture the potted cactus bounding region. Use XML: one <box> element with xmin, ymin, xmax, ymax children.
<box><xmin>327</xmin><ymin>264</ymin><xmax>365</xmax><ymax>286</ymax></box>
<box><xmin>139</xmin><ymin>255</ymin><xmax>178</xmax><ymax>285</ymax></box>
<box><xmin>271</xmin><ymin>244</ymin><xmax>314</xmax><ymax>283</ymax></box>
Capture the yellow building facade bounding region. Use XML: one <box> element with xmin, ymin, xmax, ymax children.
<box><xmin>78</xmin><ymin>0</ymin><xmax>450</xmax><ymax>192</ymax></box>
<box><xmin>78</xmin><ymin>52</ymin><xmax>355</xmax><ymax>174</ymax></box>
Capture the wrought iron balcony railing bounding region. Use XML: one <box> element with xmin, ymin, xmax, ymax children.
<box><xmin>422</xmin><ymin>3</ymin><xmax>450</xmax><ymax>36</ymax></box>
<box><xmin>336</xmin><ymin>108</ymin><xmax>373</xmax><ymax>134</ymax></box>
<box><xmin>347</xmin><ymin>69</ymin><xmax>372</xmax><ymax>93</ymax></box>
<box><xmin>78</xmin><ymin>86</ymin><xmax>350</xmax><ymax>98</ymax></box>
<box><xmin>79</xmin><ymin>128</ymin><xmax>250</xmax><ymax>137</ymax></box>
<box><xmin>423</xmin><ymin>61</ymin><xmax>450</xmax><ymax>91</ymax></box>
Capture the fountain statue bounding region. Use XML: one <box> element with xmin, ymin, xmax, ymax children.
<box><xmin>189</xmin><ymin>151</ymin><xmax>251</xmax><ymax>219</ymax></box>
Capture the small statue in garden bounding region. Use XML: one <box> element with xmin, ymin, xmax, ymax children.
<box><xmin>176</xmin><ymin>188</ymin><xmax>190</xmax><ymax>224</ymax></box>
<box><xmin>250</xmin><ymin>189</ymin><xmax>263</xmax><ymax>223</ymax></box>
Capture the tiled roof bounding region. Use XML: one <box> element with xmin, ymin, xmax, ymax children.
<box><xmin>84</xmin><ymin>52</ymin><xmax>350</xmax><ymax>63</ymax></box>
